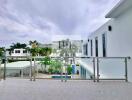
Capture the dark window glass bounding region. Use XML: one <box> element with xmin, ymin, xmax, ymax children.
<box><xmin>15</xmin><ymin>50</ymin><xmax>20</xmax><ymax>53</ymax></box>
<box><xmin>59</xmin><ymin>41</ymin><xmax>61</xmax><ymax>49</ymax></box>
<box><xmin>83</xmin><ymin>44</ymin><xmax>86</xmax><ymax>55</ymax></box>
<box><xmin>91</xmin><ymin>40</ymin><xmax>93</xmax><ymax>56</ymax></box>
<box><xmin>70</xmin><ymin>60</ymin><xmax>72</xmax><ymax>64</ymax></box>
<box><xmin>23</xmin><ymin>50</ymin><xmax>27</xmax><ymax>53</ymax></box>
<box><xmin>95</xmin><ymin>37</ymin><xmax>98</xmax><ymax>57</ymax></box>
<box><xmin>102</xmin><ymin>34</ymin><xmax>107</xmax><ymax>57</ymax></box>
<box><xmin>108</xmin><ymin>25</ymin><xmax>112</xmax><ymax>31</ymax></box>
<box><xmin>83</xmin><ymin>44</ymin><xmax>88</xmax><ymax>56</ymax></box>
<box><xmin>86</xmin><ymin>43</ymin><xmax>88</xmax><ymax>56</ymax></box>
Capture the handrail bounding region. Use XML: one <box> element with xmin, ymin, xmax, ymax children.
<box><xmin>1</xmin><ymin>56</ymin><xmax>130</xmax><ymax>82</ymax></box>
<box><xmin>33</xmin><ymin>56</ymin><xmax>131</xmax><ymax>59</ymax></box>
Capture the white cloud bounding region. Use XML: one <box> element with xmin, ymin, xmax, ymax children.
<box><xmin>0</xmin><ymin>0</ymin><xmax>120</xmax><ymax>47</ymax></box>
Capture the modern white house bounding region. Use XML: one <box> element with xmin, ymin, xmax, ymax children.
<box><xmin>52</xmin><ymin>40</ymin><xmax>83</xmax><ymax>56</ymax></box>
<box><xmin>81</xmin><ymin>0</ymin><xmax>132</xmax><ymax>82</ymax></box>
<box><xmin>10</xmin><ymin>49</ymin><xmax>30</xmax><ymax>57</ymax></box>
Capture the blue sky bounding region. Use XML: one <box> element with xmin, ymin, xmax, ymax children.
<box><xmin>0</xmin><ymin>0</ymin><xmax>120</xmax><ymax>47</ymax></box>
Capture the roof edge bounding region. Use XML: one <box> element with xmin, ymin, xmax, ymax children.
<box><xmin>105</xmin><ymin>0</ymin><xmax>125</xmax><ymax>18</ymax></box>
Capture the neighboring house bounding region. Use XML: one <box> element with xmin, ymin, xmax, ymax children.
<box><xmin>82</xmin><ymin>0</ymin><xmax>132</xmax><ymax>82</ymax></box>
<box><xmin>11</xmin><ymin>49</ymin><xmax>30</xmax><ymax>57</ymax></box>
<box><xmin>52</xmin><ymin>39</ymin><xmax>83</xmax><ymax>56</ymax></box>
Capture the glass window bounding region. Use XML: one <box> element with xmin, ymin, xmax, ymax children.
<box><xmin>83</xmin><ymin>44</ymin><xmax>88</xmax><ymax>56</ymax></box>
<box><xmin>23</xmin><ymin>50</ymin><xmax>27</xmax><ymax>53</ymax></box>
<box><xmin>15</xmin><ymin>50</ymin><xmax>20</xmax><ymax>53</ymax></box>
<box><xmin>90</xmin><ymin>40</ymin><xmax>93</xmax><ymax>56</ymax></box>
<box><xmin>95</xmin><ymin>37</ymin><xmax>98</xmax><ymax>57</ymax></box>
<box><xmin>102</xmin><ymin>33</ymin><xmax>107</xmax><ymax>57</ymax></box>
<box><xmin>85</xmin><ymin>43</ymin><xmax>88</xmax><ymax>56</ymax></box>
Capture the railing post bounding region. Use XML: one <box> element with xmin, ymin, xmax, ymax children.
<box><xmin>97</xmin><ymin>58</ymin><xmax>100</xmax><ymax>82</ymax></box>
<box><xmin>65</xmin><ymin>64</ymin><xmax>67</xmax><ymax>82</ymax></box>
<box><xmin>3</xmin><ymin>56</ymin><xmax>7</xmax><ymax>80</ymax></box>
<box><xmin>33</xmin><ymin>57</ymin><xmax>36</xmax><ymax>81</ymax></box>
<box><xmin>0</xmin><ymin>59</ymin><xmax>1</xmax><ymax>80</ymax></box>
<box><xmin>60</xmin><ymin>57</ymin><xmax>64</xmax><ymax>82</ymax></box>
<box><xmin>93</xmin><ymin>58</ymin><xmax>96</xmax><ymax>82</ymax></box>
<box><xmin>30</xmin><ymin>57</ymin><xmax>32</xmax><ymax>81</ymax></box>
<box><xmin>125</xmin><ymin>58</ymin><xmax>128</xmax><ymax>82</ymax></box>
<box><xmin>61</xmin><ymin>66</ymin><xmax>63</xmax><ymax>82</ymax></box>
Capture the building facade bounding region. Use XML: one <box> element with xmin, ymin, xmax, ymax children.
<box><xmin>11</xmin><ymin>49</ymin><xmax>30</xmax><ymax>57</ymax></box>
<box><xmin>82</xmin><ymin>0</ymin><xmax>132</xmax><ymax>82</ymax></box>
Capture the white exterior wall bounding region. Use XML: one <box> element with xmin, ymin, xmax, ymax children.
<box><xmin>88</xmin><ymin>7</ymin><xmax>132</xmax><ymax>81</ymax></box>
<box><xmin>11</xmin><ymin>49</ymin><xmax>30</xmax><ymax>57</ymax></box>
<box><xmin>107</xmin><ymin>8</ymin><xmax>132</xmax><ymax>57</ymax></box>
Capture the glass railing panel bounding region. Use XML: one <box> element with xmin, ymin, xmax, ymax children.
<box><xmin>34</xmin><ymin>57</ymin><xmax>94</xmax><ymax>81</ymax></box>
<box><xmin>69</xmin><ymin>58</ymin><xmax>94</xmax><ymax>80</ymax></box>
<box><xmin>0</xmin><ymin>60</ymin><xmax>31</xmax><ymax>79</ymax></box>
<box><xmin>98</xmin><ymin>58</ymin><xmax>125</xmax><ymax>79</ymax></box>
<box><xmin>34</xmin><ymin>57</ymin><xmax>63</xmax><ymax>80</ymax></box>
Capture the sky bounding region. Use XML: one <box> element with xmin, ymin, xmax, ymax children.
<box><xmin>0</xmin><ymin>0</ymin><xmax>120</xmax><ymax>47</ymax></box>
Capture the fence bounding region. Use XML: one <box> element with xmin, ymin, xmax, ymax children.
<box><xmin>0</xmin><ymin>56</ymin><xmax>130</xmax><ymax>82</ymax></box>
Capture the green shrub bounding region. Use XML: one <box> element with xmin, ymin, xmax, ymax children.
<box><xmin>67</xmin><ymin>66</ymin><xmax>72</xmax><ymax>75</ymax></box>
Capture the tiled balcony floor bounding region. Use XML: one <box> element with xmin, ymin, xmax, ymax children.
<box><xmin>0</xmin><ymin>79</ymin><xmax>132</xmax><ymax>100</ymax></box>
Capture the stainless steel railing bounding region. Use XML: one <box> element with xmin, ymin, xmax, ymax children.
<box><xmin>33</xmin><ymin>56</ymin><xmax>130</xmax><ymax>82</ymax></box>
<box><xmin>1</xmin><ymin>56</ymin><xmax>131</xmax><ymax>82</ymax></box>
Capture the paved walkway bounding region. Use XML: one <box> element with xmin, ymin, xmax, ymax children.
<box><xmin>0</xmin><ymin>79</ymin><xmax>132</xmax><ymax>100</ymax></box>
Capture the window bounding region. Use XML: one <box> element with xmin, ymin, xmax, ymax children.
<box><xmin>70</xmin><ymin>59</ymin><xmax>72</xmax><ymax>64</ymax></box>
<box><xmin>90</xmin><ymin>40</ymin><xmax>93</xmax><ymax>56</ymax></box>
<box><xmin>83</xmin><ymin>44</ymin><xmax>88</xmax><ymax>56</ymax></box>
<box><xmin>59</xmin><ymin>41</ymin><xmax>61</xmax><ymax>49</ymax></box>
<box><xmin>23</xmin><ymin>50</ymin><xmax>27</xmax><ymax>53</ymax></box>
<box><xmin>83</xmin><ymin>44</ymin><xmax>86</xmax><ymax>55</ymax></box>
<box><xmin>15</xmin><ymin>50</ymin><xmax>20</xmax><ymax>53</ymax></box>
<box><xmin>95</xmin><ymin>37</ymin><xmax>98</xmax><ymax>57</ymax></box>
<box><xmin>102</xmin><ymin>33</ymin><xmax>107</xmax><ymax>57</ymax></box>
<box><xmin>63</xmin><ymin>41</ymin><xmax>65</xmax><ymax>47</ymax></box>
<box><xmin>86</xmin><ymin>43</ymin><xmax>88</xmax><ymax>56</ymax></box>
<box><xmin>108</xmin><ymin>25</ymin><xmax>112</xmax><ymax>31</ymax></box>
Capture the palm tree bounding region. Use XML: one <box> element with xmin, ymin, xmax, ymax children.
<box><xmin>29</xmin><ymin>40</ymin><xmax>38</xmax><ymax>48</ymax></box>
<box><xmin>29</xmin><ymin>40</ymin><xmax>39</xmax><ymax>56</ymax></box>
<box><xmin>30</xmin><ymin>48</ymin><xmax>38</xmax><ymax>56</ymax></box>
<box><xmin>0</xmin><ymin>48</ymin><xmax>4</xmax><ymax>57</ymax></box>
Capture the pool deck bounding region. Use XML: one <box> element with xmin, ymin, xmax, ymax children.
<box><xmin>0</xmin><ymin>79</ymin><xmax>132</xmax><ymax>100</ymax></box>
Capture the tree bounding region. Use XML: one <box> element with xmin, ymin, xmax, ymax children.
<box><xmin>69</xmin><ymin>43</ymin><xmax>78</xmax><ymax>64</ymax></box>
<box><xmin>0</xmin><ymin>48</ymin><xmax>4</xmax><ymax>57</ymax></box>
<box><xmin>50</xmin><ymin>60</ymin><xmax>62</xmax><ymax>74</ymax></box>
<box><xmin>40</xmin><ymin>56</ymin><xmax>51</xmax><ymax>73</ymax></box>
<box><xmin>67</xmin><ymin>65</ymin><xmax>72</xmax><ymax>75</ymax></box>
<box><xmin>10</xmin><ymin>43</ymin><xmax>27</xmax><ymax>49</ymax></box>
<box><xmin>29</xmin><ymin>40</ymin><xmax>38</xmax><ymax>48</ymax></box>
<box><xmin>30</xmin><ymin>48</ymin><xmax>38</xmax><ymax>56</ymax></box>
<box><xmin>59</xmin><ymin>39</ymin><xmax>78</xmax><ymax>64</ymax></box>
<box><xmin>39</xmin><ymin>47</ymin><xmax>52</xmax><ymax>56</ymax></box>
